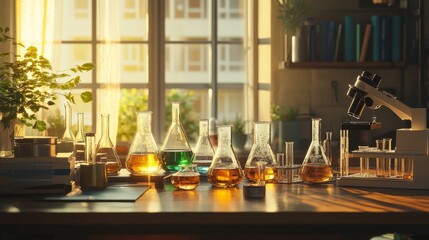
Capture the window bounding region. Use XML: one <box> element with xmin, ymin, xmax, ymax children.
<box><xmin>35</xmin><ymin>0</ymin><xmax>253</xmax><ymax>144</ymax></box>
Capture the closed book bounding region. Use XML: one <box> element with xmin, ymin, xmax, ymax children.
<box><xmin>309</xmin><ymin>25</ymin><xmax>317</xmax><ymax>61</ymax></box>
<box><xmin>380</xmin><ymin>16</ymin><xmax>391</xmax><ymax>61</ymax></box>
<box><xmin>327</xmin><ymin>21</ymin><xmax>336</xmax><ymax>61</ymax></box>
<box><xmin>298</xmin><ymin>24</ymin><xmax>308</xmax><ymax>61</ymax></box>
<box><xmin>371</xmin><ymin>15</ymin><xmax>381</xmax><ymax>62</ymax></box>
<box><xmin>319</xmin><ymin>21</ymin><xmax>329</xmax><ymax>61</ymax></box>
<box><xmin>344</xmin><ymin>16</ymin><xmax>355</xmax><ymax>62</ymax></box>
<box><xmin>334</xmin><ymin>23</ymin><xmax>342</xmax><ymax>61</ymax></box>
<box><xmin>360</xmin><ymin>24</ymin><xmax>372</xmax><ymax>62</ymax></box>
<box><xmin>391</xmin><ymin>15</ymin><xmax>401</xmax><ymax>61</ymax></box>
<box><xmin>356</xmin><ymin>23</ymin><xmax>361</xmax><ymax>62</ymax></box>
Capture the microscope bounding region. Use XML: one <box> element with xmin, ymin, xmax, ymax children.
<box><xmin>337</xmin><ymin>71</ymin><xmax>429</xmax><ymax>189</ymax></box>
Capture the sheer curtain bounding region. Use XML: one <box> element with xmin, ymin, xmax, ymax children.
<box><xmin>96</xmin><ymin>0</ymin><xmax>120</xmax><ymax>145</ymax></box>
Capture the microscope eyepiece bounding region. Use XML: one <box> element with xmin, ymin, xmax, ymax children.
<box><xmin>359</xmin><ymin>71</ymin><xmax>382</xmax><ymax>88</ymax></box>
<box><xmin>347</xmin><ymin>85</ymin><xmax>367</xmax><ymax>119</ymax></box>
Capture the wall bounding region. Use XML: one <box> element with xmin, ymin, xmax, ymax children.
<box><xmin>271</xmin><ymin>0</ymin><xmax>421</xmax><ymax>149</ymax></box>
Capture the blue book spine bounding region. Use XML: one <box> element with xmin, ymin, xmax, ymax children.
<box><xmin>380</xmin><ymin>16</ymin><xmax>391</xmax><ymax>61</ymax></box>
<box><xmin>309</xmin><ymin>25</ymin><xmax>317</xmax><ymax>61</ymax></box>
<box><xmin>319</xmin><ymin>21</ymin><xmax>329</xmax><ymax>61</ymax></box>
<box><xmin>391</xmin><ymin>15</ymin><xmax>401</xmax><ymax>62</ymax></box>
<box><xmin>344</xmin><ymin>16</ymin><xmax>355</xmax><ymax>62</ymax></box>
<box><xmin>371</xmin><ymin>15</ymin><xmax>381</xmax><ymax>62</ymax></box>
<box><xmin>327</xmin><ymin>21</ymin><xmax>336</xmax><ymax>61</ymax></box>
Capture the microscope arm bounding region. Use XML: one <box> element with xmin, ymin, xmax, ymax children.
<box><xmin>355</xmin><ymin>80</ymin><xmax>427</xmax><ymax>130</ymax></box>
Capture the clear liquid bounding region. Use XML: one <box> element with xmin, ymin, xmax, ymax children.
<box><xmin>97</xmin><ymin>147</ymin><xmax>121</xmax><ymax>175</ymax></box>
<box><xmin>244</xmin><ymin>166</ymin><xmax>276</xmax><ymax>183</ymax></box>
<box><xmin>160</xmin><ymin>149</ymin><xmax>193</xmax><ymax>172</ymax></box>
<box><xmin>126</xmin><ymin>152</ymin><xmax>161</xmax><ymax>175</ymax></box>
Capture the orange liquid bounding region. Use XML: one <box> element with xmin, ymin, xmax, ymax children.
<box><xmin>126</xmin><ymin>152</ymin><xmax>161</xmax><ymax>175</ymax></box>
<box><xmin>171</xmin><ymin>174</ymin><xmax>200</xmax><ymax>190</ymax></box>
<box><xmin>244</xmin><ymin>166</ymin><xmax>276</xmax><ymax>183</ymax></box>
<box><xmin>106</xmin><ymin>161</ymin><xmax>121</xmax><ymax>175</ymax></box>
<box><xmin>300</xmin><ymin>164</ymin><xmax>333</xmax><ymax>183</ymax></box>
<box><xmin>208</xmin><ymin>168</ymin><xmax>243</xmax><ymax>188</ymax></box>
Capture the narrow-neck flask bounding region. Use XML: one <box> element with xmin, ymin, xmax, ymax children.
<box><xmin>74</xmin><ymin>113</ymin><xmax>85</xmax><ymax>163</ymax></box>
<box><xmin>96</xmin><ymin>114</ymin><xmax>122</xmax><ymax>175</ymax></box>
<box><xmin>245</xmin><ymin>122</ymin><xmax>277</xmax><ymax>183</ymax></box>
<box><xmin>59</xmin><ymin>102</ymin><xmax>75</xmax><ymax>152</ymax></box>
<box><xmin>207</xmin><ymin>125</ymin><xmax>243</xmax><ymax>188</ymax></box>
<box><xmin>126</xmin><ymin>111</ymin><xmax>161</xmax><ymax>175</ymax></box>
<box><xmin>301</xmin><ymin>118</ymin><xmax>333</xmax><ymax>183</ymax></box>
<box><xmin>191</xmin><ymin>119</ymin><xmax>215</xmax><ymax>175</ymax></box>
<box><xmin>160</xmin><ymin>102</ymin><xmax>193</xmax><ymax>172</ymax></box>
<box><xmin>323</xmin><ymin>132</ymin><xmax>333</xmax><ymax>166</ymax></box>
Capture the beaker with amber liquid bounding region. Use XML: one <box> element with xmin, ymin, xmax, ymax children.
<box><xmin>245</xmin><ymin>121</ymin><xmax>277</xmax><ymax>183</ymax></box>
<box><xmin>191</xmin><ymin>119</ymin><xmax>215</xmax><ymax>175</ymax></box>
<box><xmin>301</xmin><ymin>118</ymin><xmax>333</xmax><ymax>183</ymax></box>
<box><xmin>96</xmin><ymin>114</ymin><xmax>122</xmax><ymax>175</ymax></box>
<box><xmin>126</xmin><ymin>112</ymin><xmax>161</xmax><ymax>175</ymax></box>
<box><xmin>160</xmin><ymin>102</ymin><xmax>193</xmax><ymax>172</ymax></box>
<box><xmin>207</xmin><ymin>125</ymin><xmax>243</xmax><ymax>188</ymax></box>
<box><xmin>171</xmin><ymin>164</ymin><xmax>200</xmax><ymax>190</ymax></box>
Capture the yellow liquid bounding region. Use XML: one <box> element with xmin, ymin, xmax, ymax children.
<box><xmin>106</xmin><ymin>162</ymin><xmax>121</xmax><ymax>175</ymax></box>
<box><xmin>126</xmin><ymin>152</ymin><xmax>161</xmax><ymax>175</ymax></box>
<box><xmin>171</xmin><ymin>174</ymin><xmax>200</xmax><ymax>190</ymax></box>
<box><xmin>301</xmin><ymin>164</ymin><xmax>333</xmax><ymax>183</ymax></box>
<box><xmin>244</xmin><ymin>166</ymin><xmax>276</xmax><ymax>183</ymax></box>
<box><xmin>208</xmin><ymin>168</ymin><xmax>243</xmax><ymax>188</ymax></box>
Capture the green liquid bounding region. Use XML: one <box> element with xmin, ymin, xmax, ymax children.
<box><xmin>160</xmin><ymin>149</ymin><xmax>193</xmax><ymax>172</ymax></box>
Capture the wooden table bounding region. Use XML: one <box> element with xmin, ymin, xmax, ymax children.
<box><xmin>1</xmin><ymin>182</ymin><xmax>429</xmax><ymax>239</ymax></box>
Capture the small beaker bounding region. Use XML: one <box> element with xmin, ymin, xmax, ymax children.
<box><xmin>358</xmin><ymin>146</ymin><xmax>370</xmax><ymax>177</ymax></box>
<box><xmin>80</xmin><ymin>132</ymin><xmax>108</xmax><ymax>190</ymax></box>
<box><xmin>171</xmin><ymin>164</ymin><xmax>200</xmax><ymax>190</ymax></box>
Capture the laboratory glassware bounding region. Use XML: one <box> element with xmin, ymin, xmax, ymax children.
<box><xmin>244</xmin><ymin>121</ymin><xmax>277</xmax><ymax>183</ymax></box>
<box><xmin>126</xmin><ymin>111</ymin><xmax>161</xmax><ymax>175</ymax></box>
<box><xmin>160</xmin><ymin>102</ymin><xmax>193</xmax><ymax>172</ymax></box>
<box><xmin>58</xmin><ymin>102</ymin><xmax>75</xmax><ymax>152</ymax></box>
<box><xmin>207</xmin><ymin>125</ymin><xmax>243</xmax><ymax>188</ymax></box>
<box><xmin>301</xmin><ymin>118</ymin><xmax>333</xmax><ymax>183</ymax></box>
<box><xmin>171</xmin><ymin>164</ymin><xmax>200</xmax><ymax>190</ymax></box>
<box><xmin>74</xmin><ymin>113</ymin><xmax>86</xmax><ymax>163</ymax></box>
<box><xmin>276</xmin><ymin>142</ymin><xmax>301</xmax><ymax>183</ymax></box>
<box><xmin>96</xmin><ymin>114</ymin><xmax>122</xmax><ymax>175</ymax></box>
<box><xmin>191</xmin><ymin>119</ymin><xmax>215</xmax><ymax>175</ymax></box>
<box><xmin>80</xmin><ymin>132</ymin><xmax>108</xmax><ymax>189</ymax></box>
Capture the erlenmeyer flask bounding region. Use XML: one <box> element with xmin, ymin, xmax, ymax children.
<box><xmin>74</xmin><ymin>113</ymin><xmax>86</xmax><ymax>163</ymax></box>
<box><xmin>301</xmin><ymin>118</ymin><xmax>333</xmax><ymax>183</ymax></box>
<box><xmin>245</xmin><ymin>121</ymin><xmax>277</xmax><ymax>183</ymax></box>
<box><xmin>160</xmin><ymin>102</ymin><xmax>193</xmax><ymax>172</ymax></box>
<box><xmin>207</xmin><ymin>125</ymin><xmax>243</xmax><ymax>188</ymax></box>
<box><xmin>126</xmin><ymin>111</ymin><xmax>161</xmax><ymax>175</ymax></box>
<box><xmin>191</xmin><ymin>119</ymin><xmax>215</xmax><ymax>175</ymax></box>
<box><xmin>58</xmin><ymin>102</ymin><xmax>75</xmax><ymax>152</ymax></box>
<box><xmin>96</xmin><ymin>114</ymin><xmax>122</xmax><ymax>175</ymax></box>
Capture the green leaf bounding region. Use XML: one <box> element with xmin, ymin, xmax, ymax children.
<box><xmin>80</xmin><ymin>91</ymin><xmax>93</xmax><ymax>103</ymax></box>
<box><xmin>81</xmin><ymin>63</ymin><xmax>94</xmax><ymax>71</ymax></box>
<box><xmin>34</xmin><ymin>120</ymin><xmax>46</xmax><ymax>132</ymax></box>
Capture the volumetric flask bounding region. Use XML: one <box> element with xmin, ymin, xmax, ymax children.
<box><xmin>191</xmin><ymin>119</ymin><xmax>215</xmax><ymax>175</ymax></box>
<box><xmin>96</xmin><ymin>114</ymin><xmax>122</xmax><ymax>175</ymax></box>
<box><xmin>301</xmin><ymin>118</ymin><xmax>333</xmax><ymax>183</ymax></box>
<box><xmin>160</xmin><ymin>102</ymin><xmax>193</xmax><ymax>172</ymax></box>
<box><xmin>207</xmin><ymin>125</ymin><xmax>243</xmax><ymax>188</ymax></box>
<box><xmin>126</xmin><ymin>112</ymin><xmax>161</xmax><ymax>175</ymax></box>
<box><xmin>244</xmin><ymin>121</ymin><xmax>277</xmax><ymax>183</ymax></box>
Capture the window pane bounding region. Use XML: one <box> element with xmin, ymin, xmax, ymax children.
<box><xmin>258</xmin><ymin>44</ymin><xmax>271</xmax><ymax>84</ymax></box>
<box><xmin>165</xmin><ymin>0</ymin><xmax>210</xmax><ymax>41</ymax></box>
<box><xmin>59</xmin><ymin>44</ymin><xmax>93</xmax><ymax>83</ymax></box>
<box><xmin>117</xmin><ymin>88</ymin><xmax>149</xmax><ymax>143</ymax></box>
<box><xmin>120</xmin><ymin>44</ymin><xmax>148</xmax><ymax>83</ymax></box>
<box><xmin>118</xmin><ymin>0</ymin><xmax>149</xmax><ymax>41</ymax></box>
<box><xmin>218</xmin><ymin>88</ymin><xmax>244</xmax><ymax>123</ymax></box>
<box><xmin>218</xmin><ymin>0</ymin><xmax>245</xmax><ymax>41</ymax></box>
<box><xmin>165</xmin><ymin>44</ymin><xmax>210</xmax><ymax>84</ymax></box>
<box><xmin>62</xmin><ymin>0</ymin><xmax>92</xmax><ymax>41</ymax></box>
<box><xmin>258</xmin><ymin>90</ymin><xmax>271</xmax><ymax>121</ymax></box>
<box><xmin>218</xmin><ymin>44</ymin><xmax>245</xmax><ymax>83</ymax></box>
<box><xmin>165</xmin><ymin>89</ymin><xmax>207</xmax><ymax>142</ymax></box>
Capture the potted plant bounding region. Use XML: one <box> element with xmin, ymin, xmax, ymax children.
<box><xmin>271</xmin><ymin>104</ymin><xmax>300</xmax><ymax>153</ymax></box>
<box><xmin>231</xmin><ymin>116</ymin><xmax>247</xmax><ymax>150</ymax></box>
<box><xmin>0</xmin><ymin>27</ymin><xmax>93</xmax><ymax>157</ymax></box>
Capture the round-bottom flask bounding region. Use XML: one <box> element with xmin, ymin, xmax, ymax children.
<box><xmin>301</xmin><ymin>118</ymin><xmax>333</xmax><ymax>183</ymax></box>
<box><xmin>207</xmin><ymin>125</ymin><xmax>243</xmax><ymax>188</ymax></box>
<box><xmin>171</xmin><ymin>164</ymin><xmax>200</xmax><ymax>190</ymax></box>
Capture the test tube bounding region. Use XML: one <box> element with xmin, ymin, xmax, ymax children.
<box><xmin>256</xmin><ymin>161</ymin><xmax>266</xmax><ymax>186</ymax></box>
<box><xmin>358</xmin><ymin>146</ymin><xmax>369</xmax><ymax>177</ymax></box>
<box><xmin>276</xmin><ymin>142</ymin><xmax>300</xmax><ymax>184</ymax></box>
<box><xmin>85</xmin><ymin>132</ymin><xmax>96</xmax><ymax>165</ymax></box>
<box><xmin>383</xmin><ymin>138</ymin><xmax>392</xmax><ymax>177</ymax></box>
<box><xmin>403</xmin><ymin>158</ymin><xmax>414</xmax><ymax>180</ymax></box>
<box><xmin>340</xmin><ymin>130</ymin><xmax>349</xmax><ymax>177</ymax></box>
<box><xmin>375</xmin><ymin>139</ymin><xmax>385</xmax><ymax>177</ymax></box>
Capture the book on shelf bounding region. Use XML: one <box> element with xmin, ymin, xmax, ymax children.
<box><xmin>344</xmin><ymin>16</ymin><xmax>356</xmax><ymax>62</ymax></box>
<box><xmin>356</xmin><ymin>23</ymin><xmax>361</xmax><ymax>62</ymax></box>
<box><xmin>391</xmin><ymin>15</ymin><xmax>401</xmax><ymax>62</ymax></box>
<box><xmin>380</xmin><ymin>15</ymin><xmax>391</xmax><ymax>61</ymax></box>
<box><xmin>334</xmin><ymin>23</ymin><xmax>342</xmax><ymax>61</ymax></box>
<box><xmin>371</xmin><ymin>15</ymin><xmax>381</xmax><ymax>62</ymax></box>
<box><xmin>359</xmin><ymin>24</ymin><xmax>372</xmax><ymax>62</ymax></box>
